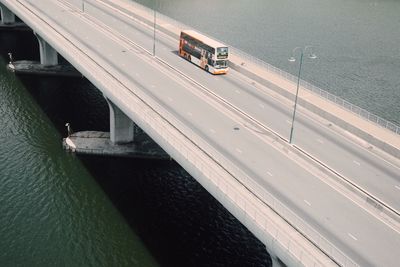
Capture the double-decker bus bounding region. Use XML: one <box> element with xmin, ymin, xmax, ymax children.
<box><xmin>179</xmin><ymin>30</ymin><xmax>229</xmax><ymax>75</ymax></box>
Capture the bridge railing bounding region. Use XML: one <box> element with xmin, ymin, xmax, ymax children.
<box><xmin>230</xmin><ymin>46</ymin><xmax>400</xmax><ymax>135</ymax></box>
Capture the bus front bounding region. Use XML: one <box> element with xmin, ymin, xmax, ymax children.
<box><xmin>213</xmin><ymin>46</ymin><xmax>229</xmax><ymax>74</ymax></box>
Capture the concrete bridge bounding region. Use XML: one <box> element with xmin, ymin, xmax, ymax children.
<box><xmin>1</xmin><ymin>0</ymin><xmax>399</xmax><ymax>266</ymax></box>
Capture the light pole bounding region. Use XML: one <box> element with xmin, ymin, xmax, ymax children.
<box><xmin>288</xmin><ymin>46</ymin><xmax>317</xmax><ymax>144</ymax></box>
<box><xmin>152</xmin><ymin>0</ymin><xmax>157</xmax><ymax>56</ymax></box>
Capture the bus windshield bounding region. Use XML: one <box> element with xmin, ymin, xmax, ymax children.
<box><xmin>217</xmin><ymin>47</ymin><xmax>228</xmax><ymax>59</ymax></box>
<box><xmin>215</xmin><ymin>60</ymin><xmax>228</xmax><ymax>69</ymax></box>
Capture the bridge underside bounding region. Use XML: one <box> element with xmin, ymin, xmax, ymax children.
<box><xmin>0</xmin><ymin>2</ymin><xmax>15</xmax><ymax>24</ymax></box>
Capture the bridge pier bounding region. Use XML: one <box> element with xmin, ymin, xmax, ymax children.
<box><xmin>35</xmin><ymin>32</ymin><xmax>59</xmax><ymax>66</ymax></box>
<box><xmin>0</xmin><ymin>3</ymin><xmax>15</xmax><ymax>25</ymax></box>
<box><xmin>63</xmin><ymin>97</ymin><xmax>167</xmax><ymax>158</ymax></box>
<box><xmin>270</xmin><ymin>254</ymin><xmax>286</xmax><ymax>267</ymax></box>
<box><xmin>106</xmin><ymin>97</ymin><xmax>135</xmax><ymax>144</ymax></box>
<box><xmin>6</xmin><ymin>32</ymin><xmax>80</xmax><ymax>76</ymax></box>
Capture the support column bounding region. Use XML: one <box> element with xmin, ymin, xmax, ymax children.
<box><xmin>270</xmin><ymin>254</ymin><xmax>286</xmax><ymax>267</ymax></box>
<box><xmin>106</xmin><ymin>98</ymin><xmax>135</xmax><ymax>144</ymax></box>
<box><xmin>0</xmin><ymin>3</ymin><xmax>15</xmax><ymax>25</ymax></box>
<box><xmin>34</xmin><ymin>33</ymin><xmax>58</xmax><ymax>66</ymax></box>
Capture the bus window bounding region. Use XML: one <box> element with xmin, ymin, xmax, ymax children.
<box><xmin>215</xmin><ymin>60</ymin><xmax>227</xmax><ymax>69</ymax></box>
<box><xmin>217</xmin><ymin>47</ymin><xmax>228</xmax><ymax>59</ymax></box>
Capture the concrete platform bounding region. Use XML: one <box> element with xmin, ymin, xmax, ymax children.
<box><xmin>0</xmin><ymin>22</ymin><xmax>30</xmax><ymax>31</ymax></box>
<box><xmin>63</xmin><ymin>131</ymin><xmax>170</xmax><ymax>159</ymax></box>
<box><xmin>7</xmin><ymin>60</ymin><xmax>82</xmax><ymax>77</ymax></box>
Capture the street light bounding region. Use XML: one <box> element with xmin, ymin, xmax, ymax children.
<box><xmin>152</xmin><ymin>0</ymin><xmax>158</xmax><ymax>56</ymax></box>
<box><xmin>288</xmin><ymin>46</ymin><xmax>317</xmax><ymax>144</ymax></box>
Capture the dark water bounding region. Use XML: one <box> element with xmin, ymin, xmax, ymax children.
<box><xmin>137</xmin><ymin>0</ymin><xmax>400</xmax><ymax>126</ymax></box>
<box><xmin>0</xmin><ymin>31</ymin><xmax>270</xmax><ymax>266</ymax></box>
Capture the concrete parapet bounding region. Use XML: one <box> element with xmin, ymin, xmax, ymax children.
<box><xmin>63</xmin><ymin>0</ymin><xmax>84</xmax><ymax>11</ymax></box>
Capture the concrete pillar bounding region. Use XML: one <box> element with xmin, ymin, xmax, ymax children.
<box><xmin>106</xmin><ymin>98</ymin><xmax>135</xmax><ymax>144</ymax></box>
<box><xmin>0</xmin><ymin>3</ymin><xmax>15</xmax><ymax>25</ymax></box>
<box><xmin>270</xmin><ymin>254</ymin><xmax>286</xmax><ymax>267</ymax></box>
<box><xmin>34</xmin><ymin>33</ymin><xmax>58</xmax><ymax>66</ymax></box>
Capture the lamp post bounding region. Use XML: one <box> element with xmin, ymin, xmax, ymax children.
<box><xmin>288</xmin><ymin>46</ymin><xmax>317</xmax><ymax>144</ymax></box>
<box><xmin>152</xmin><ymin>0</ymin><xmax>157</xmax><ymax>56</ymax></box>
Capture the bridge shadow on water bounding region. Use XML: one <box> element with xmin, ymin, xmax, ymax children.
<box><xmin>1</xmin><ymin>31</ymin><xmax>271</xmax><ymax>267</ymax></box>
<box><xmin>80</xmin><ymin>155</ymin><xmax>272</xmax><ymax>267</ymax></box>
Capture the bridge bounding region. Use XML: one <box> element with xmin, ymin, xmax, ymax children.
<box><xmin>1</xmin><ymin>0</ymin><xmax>399</xmax><ymax>266</ymax></box>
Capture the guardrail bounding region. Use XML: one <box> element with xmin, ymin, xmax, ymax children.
<box><xmin>231</xmin><ymin>47</ymin><xmax>400</xmax><ymax>135</ymax></box>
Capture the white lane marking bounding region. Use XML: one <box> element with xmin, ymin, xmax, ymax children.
<box><xmin>353</xmin><ymin>160</ymin><xmax>361</xmax><ymax>166</ymax></box>
<box><xmin>267</xmin><ymin>171</ymin><xmax>273</xmax><ymax>177</ymax></box>
<box><xmin>348</xmin><ymin>233</ymin><xmax>358</xmax><ymax>241</ymax></box>
<box><xmin>235</xmin><ymin>89</ymin><xmax>240</xmax><ymax>94</ymax></box>
<box><xmin>395</xmin><ymin>185</ymin><xmax>400</xmax><ymax>190</ymax></box>
<box><xmin>259</xmin><ymin>103</ymin><xmax>265</xmax><ymax>109</ymax></box>
<box><xmin>304</xmin><ymin>200</ymin><xmax>312</xmax><ymax>206</ymax></box>
<box><xmin>317</xmin><ymin>138</ymin><xmax>324</xmax><ymax>144</ymax></box>
<box><xmin>150</xmin><ymin>84</ymin><xmax>156</xmax><ymax>88</ymax></box>
<box><xmin>286</xmin><ymin>120</ymin><xmax>292</xmax><ymax>125</ymax></box>
<box><xmin>210</xmin><ymin>129</ymin><xmax>216</xmax><ymax>134</ymax></box>
<box><xmin>236</xmin><ymin>148</ymin><xmax>242</xmax><ymax>154</ymax></box>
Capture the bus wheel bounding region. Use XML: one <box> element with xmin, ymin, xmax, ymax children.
<box><xmin>205</xmin><ymin>65</ymin><xmax>209</xmax><ymax>72</ymax></box>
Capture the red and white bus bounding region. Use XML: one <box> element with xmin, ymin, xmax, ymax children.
<box><xmin>179</xmin><ymin>30</ymin><xmax>229</xmax><ymax>75</ymax></box>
